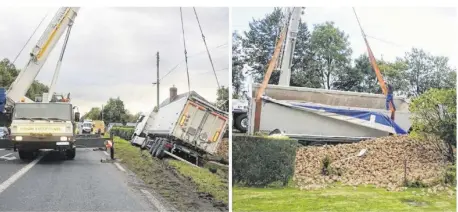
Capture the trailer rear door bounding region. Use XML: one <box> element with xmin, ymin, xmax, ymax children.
<box><xmin>172</xmin><ymin>100</ymin><xmax>228</xmax><ymax>154</ymax></box>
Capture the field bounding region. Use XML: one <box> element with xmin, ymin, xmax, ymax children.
<box><xmin>233</xmin><ymin>185</ymin><xmax>456</xmax><ymax>212</ymax></box>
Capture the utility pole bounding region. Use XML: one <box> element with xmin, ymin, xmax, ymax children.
<box><xmin>101</xmin><ymin>104</ymin><xmax>104</xmax><ymax>121</ymax></box>
<box><xmin>156</xmin><ymin>52</ymin><xmax>160</xmax><ymax>111</ymax></box>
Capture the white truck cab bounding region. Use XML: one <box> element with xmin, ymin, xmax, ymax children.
<box><xmin>9</xmin><ymin>102</ymin><xmax>79</xmax><ymax>160</ymax></box>
<box><xmin>82</xmin><ymin>120</ymin><xmax>93</xmax><ymax>134</ymax></box>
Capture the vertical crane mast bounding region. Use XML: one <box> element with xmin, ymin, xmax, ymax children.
<box><xmin>277</xmin><ymin>7</ymin><xmax>304</xmax><ymax>86</ymax></box>
<box><xmin>6</xmin><ymin>7</ymin><xmax>79</xmax><ymax>106</ymax></box>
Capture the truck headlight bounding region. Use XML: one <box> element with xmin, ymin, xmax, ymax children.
<box><xmin>60</xmin><ymin>136</ymin><xmax>68</xmax><ymax>141</ymax></box>
<box><xmin>15</xmin><ymin>136</ymin><xmax>23</xmax><ymax>141</ymax></box>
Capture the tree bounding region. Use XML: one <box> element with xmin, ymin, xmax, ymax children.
<box><xmin>232</xmin><ymin>32</ymin><xmax>245</xmax><ymax>99</ymax></box>
<box><xmin>82</xmin><ymin>107</ymin><xmax>102</xmax><ymax>120</ymax></box>
<box><xmin>131</xmin><ymin>112</ymin><xmax>142</xmax><ymax>122</ymax></box>
<box><xmin>0</xmin><ymin>58</ymin><xmax>49</xmax><ymax>99</ymax></box>
<box><xmin>332</xmin><ymin>65</ymin><xmax>363</xmax><ymax>92</ymax></box>
<box><xmin>216</xmin><ymin>86</ymin><xmax>229</xmax><ymax>112</ymax></box>
<box><xmin>404</xmin><ymin>48</ymin><xmax>456</xmax><ymax>97</ymax></box>
<box><xmin>290</xmin><ymin>21</ymin><xmax>320</xmax><ymax>88</ymax></box>
<box><xmin>309</xmin><ymin>21</ymin><xmax>352</xmax><ymax>90</ymax></box>
<box><xmin>242</xmin><ymin>8</ymin><xmax>312</xmax><ymax>85</ymax></box>
<box><xmin>122</xmin><ymin>111</ymin><xmax>141</xmax><ymax>123</ymax></box>
<box><xmin>409</xmin><ymin>88</ymin><xmax>456</xmax><ymax>162</ymax></box>
<box><xmin>378</xmin><ymin>58</ymin><xmax>410</xmax><ymax>96</ymax></box>
<box><xmin>334</xmin><ymin>54</ymin><xmax>377</xmax><ymax>93</ymax></box>
<box><xmin>335</xmin><ymin>54</ymin><xmax>410</xmax><ymax>95</ymax></box>
<box><xmin>102</xmin><ymin>97</ymin><xmax>128</xmax><ymax>123</ymax></box>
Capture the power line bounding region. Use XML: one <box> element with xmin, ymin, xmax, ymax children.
<box><xmin>159</xmin><ymin>43</ymin><xmax>227</xmax><ymax>82</ymax></box>
<box><xmin>179</xmin><ymin>7</ymin><xmax>191</xmax><ymax>93</ymax></box>
<box><xmin>193</xmin><ymin>7</ymin><xmax>220</xmax><ymax>89</ymax></box>
<box><xmin>12</xmin><ymin>10</ymin><xmax>50</xmax><ymax>64</ymax></box>
<box><xmin>215</xmin><ymin>67</ymin><xmax>228</xmax><ymax>72</ymax></box>
<box><xmin>365</xmin><ymin>35</ymin><xmax>408</xmax><ymax>49</ymax></box>
<box><xmin>352</xmin><ymin>8</ymin><xmax>417</xmax><ymax>50</ymax></box>
<box><xmin>193</xmin><ymin>67</ymin><xmax>228</xmax><ymax>76</ymax></box>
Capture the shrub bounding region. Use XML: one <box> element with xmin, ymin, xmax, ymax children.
<box><xmin>409</xmin><ymin>88</ymin><xmax>456</xmax><ymax>163</ymax></box>
<box><xmin>110</xmin><ymin>127</ymin><xmax>135</xmax><ymax>140</ymax></box>
<box><xmin>232</xmin><ymin>135</ymin><xmax>299</xmax><ymax>187</ymax></box>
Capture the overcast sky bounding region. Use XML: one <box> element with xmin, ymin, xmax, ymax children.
<box><xmin>233</xmin><ymin>7</ymin><xmax>457</xmax><ymax>69</ymax></box>
<box><xmin>0</xmin><ymin>7</ymin><xmax>229</xmax><ymax>115</ymax></box>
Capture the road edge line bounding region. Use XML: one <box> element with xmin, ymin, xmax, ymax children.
<box><xmin>140</xmin><ymin>189</ymin><xmax>169</xmax><ymax>212</ymax></box>
<box><xmin>114</xmin><ymin>162</ymin><xmax>126</xmax><ymax>172</ymax></box>
<box><xmin>0</xmin><ymin>154</ymin><xmax>44</xmax><ymax>194</ymax></box>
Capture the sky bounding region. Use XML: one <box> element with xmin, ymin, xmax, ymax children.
<box><xmin>232</xmin><ymin>7</ymin><xmax>457</xmax><ymax>69</ymax></box>
<box><xmin>0</xmin><ymin>7</ymin><xmax>229</xmax><ymax>115</ymax></box>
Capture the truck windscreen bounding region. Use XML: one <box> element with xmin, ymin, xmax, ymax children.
<box><xmin>136</xmin><ymin>115</ymin><xmax>145</xmax><ymax>124</ymax></box>
<box><xmin>13</xmin><ymin>103</ymin><xmax>72</xmax><ymax>121</ymax></box>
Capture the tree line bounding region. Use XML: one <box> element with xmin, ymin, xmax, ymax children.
<box><xmin>1</xmin><ymin>59</ymin><xmax>50</xmax><ymax>99</ymax></box>
<box><xmin>232</xmin><ymin>8</ymin><xmax>456</xmax><ymax>98</ymax></box>
<box><xmin>81</xmin><ymin>98</ymin><xmax>142</xmax><ymax>124</ymax></box>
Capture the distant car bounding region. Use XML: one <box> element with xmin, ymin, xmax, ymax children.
<box><xmin>0</xmin><ymin>127</ymin><xmax>9</xmax><ymax>139</ymax></box>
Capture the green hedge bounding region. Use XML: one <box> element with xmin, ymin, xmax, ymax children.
<box><xmin>110</xmin><ymin>127</ymin><xmax>135</xmax><ymax>140</ymax></box>
<box><xmin>232</xmin><ymin>135</ymin><xmax>299</xmax><ymax>187</ymax></box>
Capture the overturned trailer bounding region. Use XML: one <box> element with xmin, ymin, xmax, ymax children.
<box><xmin>248</xmin><ymin>84</ymin><xmax>412</xmax><ymax>145</ymax></box>
<box><xmin>131</xmin><ymin>86</ymin><xmax>229</xmax><ymax>164</ymax></box>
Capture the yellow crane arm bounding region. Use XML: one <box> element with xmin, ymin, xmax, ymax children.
<box><xmin>255</xmin><ymin>30</ymin><xmax>287</xmax><ymax>101</ymax></box>
<box><xmin>253</xmin><ymin>27</ymin><xmax>287</xmax><ymax>132</ymax></box>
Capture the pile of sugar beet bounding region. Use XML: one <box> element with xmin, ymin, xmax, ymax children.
<box><xmin>294</xmin><ymin>135</ymin><xmax>452</xmax><ymax>191</ymax></box>
<box><xmin>216</xmin><ymin>137</ymin><xmax>228</xmax><ymax>161</ymax></box>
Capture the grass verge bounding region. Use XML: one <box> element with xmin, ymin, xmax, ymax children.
<box><xmin>233</xmin><ymin>185</ymin><xmax>456</xmax><ymax>212</ymax></box>
<box><xmin>111</xmin><ymin>136</ymin><xmax>228</xmax><ymax>210</ymax></box>
<box><xmin>168</xmin><ymin>160</ymin><xmax>228</xmax><ymax>204</ymax></box>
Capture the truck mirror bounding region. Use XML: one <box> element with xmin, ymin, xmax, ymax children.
<box><xmin>75</xmin><ymin>112</ymin><xmax>80</xmax><ymax>122</ymax></box>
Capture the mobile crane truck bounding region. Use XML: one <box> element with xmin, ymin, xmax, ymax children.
<box><xmin>0</xmin><ymin>7</ymin><xmax>107</xmax><ymax>160</ymax></box>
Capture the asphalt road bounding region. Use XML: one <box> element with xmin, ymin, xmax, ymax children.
<box><xmin>0</xmin><ymin>148</ymin><xmax>171</xmax><ymax>211</ymax></box>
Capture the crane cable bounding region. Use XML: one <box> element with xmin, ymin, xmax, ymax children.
<box><xmin>159</xmin><ymin>43</ymin><xmax>227</xmax><ymax>82</ymax></box>
<box><xmin>192</xmin><ymin>7</ymin><xmax>221</xmax><ymax>89</ymax></box>
<box><xmin>179</xmin><ymin>7</ymin><xmax>191</xmax><ymax>93</ymax></box>
<box><xmin>12</xmin><ymin>10</ymin><xmax>50</xmax><ymax>64</ymax></box>
<box><xmin>352</xmin><ymin>7</ymin><xmax>395</xmax><ymax>118</ymax></box>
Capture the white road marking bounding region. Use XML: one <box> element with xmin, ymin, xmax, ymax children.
<box><xmin>103</xmin><ymin>151</ymin><xmax>109</xmax><ymax>156</ymax></box>
<box><xmin>114</xmin><ymin>162</ymin><xmax>126</xmax><ymax>172</ymax></box>
<box><xmin>0</xmin><ymin>149</ymin><xmax>5</xmax><ymax>151</ymax></box>
<box><xmin>140</xmin><ymin>189</ymin><xmax>168</xmax><ymax>212</ymax></box>
<box><xmin>0</xmin><ymin>154</ymin><xmax>44</xmax><ymax>194</ymax></box>
<box><xmin>0</xmin><ymin>153</ymin><xmax>12</xmax><ymax>157</ymax></box>
<box><xmin>0</xmin><ymin>153</ymin><xmax>16</xmax><ymax>161</ymax></box>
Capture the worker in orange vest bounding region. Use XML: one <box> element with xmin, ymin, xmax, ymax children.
<box><xmin>385</xmin><ymin>80</ymin><xmax>396</xmax><ymax>111</ymax></box>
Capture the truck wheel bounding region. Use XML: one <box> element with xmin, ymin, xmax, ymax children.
<box><xmin>156</xmin><ymin>142</ymin><xmax>167</xmax><ymax>159</ymax></box>
<box><xmin>152</xmin><ymin>140</ymin><xmax>164</xmax><ymax>157</ymax></box>
<box><xmin>18</xmin><ymin>150</ymin><xmax>33</xmax><ymax>160</ymax></box>
<box><xmin>235</xmin><ymin>114</ymin><xmax>248</xmax><ymax>133</ymax></box>
<box><xmin>130</xmin><ymin>134</ymin><xmax>137</xmax><ymax>146</ymax></box>
<box><xmin>140</xmin><ymin>138</ymin><xmax>148</xmax><ymax>149</ymax></box>
<box><xmin>149</xmin><ymin>139</ymin><xmax>161</xmax><ymax>155</ymax></box>
<box><xmin>66</xmin><ymin>148</ymin><xmax>76</xmax><ymax>160</ymax></box>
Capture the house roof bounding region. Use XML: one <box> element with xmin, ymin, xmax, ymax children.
<box><xmin>159</xmin><ymin>91</ymin><xmax>210</xmax><ymax>108</ymax></box>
